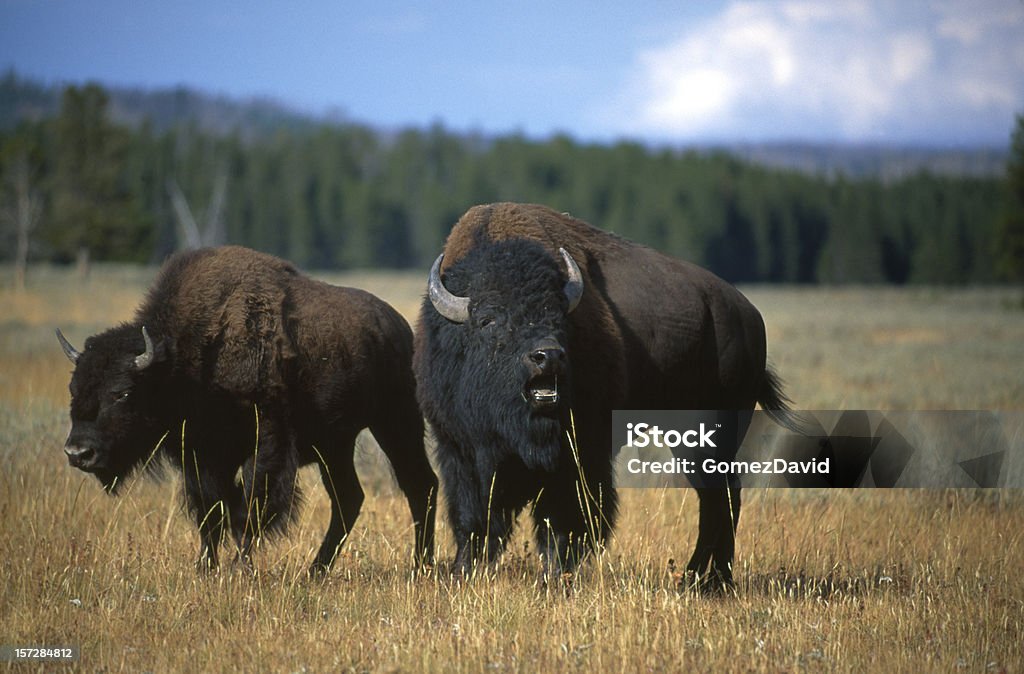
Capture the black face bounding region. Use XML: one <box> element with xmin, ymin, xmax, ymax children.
<box><xmin>422</xmin><ymin>239</ymin><xmax>574</xmax><ymax>472</ymax></box>
<box><xmin>61</xmin><ymin>325</ymin><xmax>166</xmax><ymax>492</ymax></box>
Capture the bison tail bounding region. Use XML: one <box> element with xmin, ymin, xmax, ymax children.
<box><xmin>757</xmin><ymin>366</ymin><xmax>810</xmax><ymax>435</ymax></box>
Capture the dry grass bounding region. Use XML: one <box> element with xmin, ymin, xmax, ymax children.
<box><xmin>1</xmin><ymin>266</ymin><xmax>1023</xmax><ymax>672</ymax></box>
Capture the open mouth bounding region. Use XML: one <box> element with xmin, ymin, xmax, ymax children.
<box><xmin>524</xmin><ymin>375</ymin><xmax>560</xmax><ymax>409</ymax></box>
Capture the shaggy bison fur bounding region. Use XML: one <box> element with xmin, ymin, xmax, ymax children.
<box><xmin>58</xmin><ymin>246</ymin><xmax>437</xmax><ymax>574</ymax></box>
<box><xmin>414</xmin><ymin>203</ymin><xmax>798</xmax><ymax>587</ymax></box>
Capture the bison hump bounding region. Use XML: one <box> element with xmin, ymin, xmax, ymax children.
<box><xmin>151</xmin><ymin>247</ymin><xmax>299</xmax><ymax>398</ymax></box>
<box><xmin>211</xmin><ymin>289</ymin><xmax>295</xmax><ymax>397</ymax></box>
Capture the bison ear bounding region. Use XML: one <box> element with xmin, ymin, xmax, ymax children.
<box><xmin>559</xmin><ymin>248</ymin><xmax>584</xmax><ymax>313</ymax></box>
<box><xmin>133</xmin><ymin>326</ymin><xmax>163</xmax><ymax>371</ymax></box>
<box><xmin>56</xmin><ymin>328</ymin><xmax>81</xmax><ymax>364</ymax></box>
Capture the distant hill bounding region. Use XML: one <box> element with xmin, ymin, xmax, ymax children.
<box><xmin>0</xmin><ymin>71</ymin><xmax>1009</xmax><ymax>178</ymax></box>
<box><xmin>0</xmin><ymin>71</ymin><xmax>320</xmax><ymax>138</ymax></box>
<box><xmin>721</xmin><ymin>141</ymin><xmax>1009</xmax><ymax>180</ymax></box>
<box><xmin>105</xmin><ymin>86</ymin><xmax>322</xmax><ymax>138</ymax></box>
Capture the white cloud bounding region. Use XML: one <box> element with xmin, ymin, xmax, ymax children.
<box><xmin>643</xmin><ymin>67</ymin><xmax>738</xmax><ymax>130</ymax></box>
<box><xmin>779</xmin><ymin>0</ymin><xmax>871</xmax><ymax>26</ymax></box>
<box><xmin>890</xmin><ymin>33</ymin><xmax>932</xmax><ymax>84</ymax></box>
<box><xmin>933</xmin><ymin>0</ymin><xmax>1023</xmax><ymax>46</ymax></box>
<box><xmin>612</xmin><ymin>0</ymin><xmax>1024</xmax><ymax>143</ymax></box>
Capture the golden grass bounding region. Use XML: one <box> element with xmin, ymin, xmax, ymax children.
<box><xmin>1</xmin><ymin>266</ymin><xmax>1023</xmax><ymax>672</ymax></box>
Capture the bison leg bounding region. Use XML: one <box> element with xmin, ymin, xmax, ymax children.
<box><xmin>181</xmin><ymin>459</ymin><xmax>240</xmax><ymax>572</ymax></box>
<box><xmin>436</xmin><ymin>439</ymin><xmax>484</xmax><ymax>573</ymax></box>
<box><xmin>437</xmin><ymin>441</ymin><xmax>516</xmax><ymax>575</ymax></box>
<box><xmin>532</xmin><ymin>503</ymin><xmax>587</xmax><ymax>576</ymax></box>
<box><xmin>369</xmin><ymin>416</ymin><xmax>438</xmax><ymax>567</ymax></box>
<box><xmin>532</xmin><ymin>455</ymin><xmax>618</xmax><ymax>576</ymax></box>
<box><xmin>309</xmin><ymin>432</ymin><xmax>363</xmax><ymax>576</ymax></box>
<box><xmin>453</xmin><ymin>504</ymin><xmax>518</xmax><ymax>575</ymax></box>
<box><xmin>684</xmin><ymin>411</ymin><xmax>748</xmax><ymax>591</ymax></box>
<box><xmin>535</xmin><ymin>423</ymin><xmax>619</xmax><ymax>576</ymax></box>
<box><xmin>235</xmin><ymin>410</ymin><xmax>301</xmax><ymax>559</ymax></box>
<box><xmin>685</xmin><ymin>482</ymin><xmax>742</xmax><ymax>591</ymax></box>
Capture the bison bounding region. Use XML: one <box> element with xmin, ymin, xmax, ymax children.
<box><xmin>414</xmin><ymin>203</ymin><xmax>799</xmax><ymax>587</ymax></box>
<box><xmin>57</xmin><ymin>246</ymin><xmax>437</xmax><ymax>574</ymax></box>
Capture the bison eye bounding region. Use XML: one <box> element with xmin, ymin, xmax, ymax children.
<box><xmin>478</xmin><ymin>316</ymin><xmax>495</xmax><ymax>329</ymax></box>
<box><xmin>114</xmin><ymin>390</ymin><xmax>130</xmax><ymax>403</ymax></box>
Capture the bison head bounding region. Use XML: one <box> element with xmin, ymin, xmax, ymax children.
<box><xmin>424</xmin><ymin>239</ymin><xmax>583</xmax><ymax>471</ymax></box>
<box><xmin>57</xmin><ymin>325</ymin><xmax>168</xmax><ymax>492</ymax></box>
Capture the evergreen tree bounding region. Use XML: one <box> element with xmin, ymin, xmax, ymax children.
<box><xmin>995</xmin><ymin>114</ymin><xmax>1024</xmax><ymax>282</ymax></box>
<box><xmin>0</xmin><ymin>80</ymin><xmax>1012</xmax><ymax>281</ymax></box>
<box><xmin>46</xmin><ymin>84</ymin><xmax>150</xmax><ymax>266</ymax></box>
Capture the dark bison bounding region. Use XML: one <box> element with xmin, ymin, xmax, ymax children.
<box><xmin>57</xmin><ymin>246</ymin><xmax>437</xmax><ymax>574</ymax></box>
<box><xmin>414</xmin><ymin>203</ymin><xmax>798</xmax><ymax>587</ymax></box>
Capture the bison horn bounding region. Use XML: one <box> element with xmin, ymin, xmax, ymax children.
<box><xmin>560</xmin><ymin>248</ymin><xmax>584</xmax><ymax>313</ymax></box>
<box><xmin>56</xmin><ymin>328</ymin><xmax>81</xmax><ymax>364</ymax></box>
<box><xmin>428</xmin><ymin>254</ymin><xmax>471</xmax><ymax>324</ymax></box>
<box><xmin>134</xmin><ymin>326</ymin><xmax>155</xmax><ymax>371</ymax></box>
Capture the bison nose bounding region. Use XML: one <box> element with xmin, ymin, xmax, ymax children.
<box><xmin>64</xmin><ymin>445</ymin><xmax>95</xmax><ymax>468</ymax></box>
<box><xmin>528</xmin><ymin>346</ymin><xmax>566</xmax><ymax>371</ymax></box>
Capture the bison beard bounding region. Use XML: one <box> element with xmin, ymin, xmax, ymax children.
<box><xmin>58</xmin><ymin>246</ymin><xmax>437</xmax><ymax>575</ymax></box>
<box><xmin>415</xmin><ymin>202</ymin><xmax>801</xmax><ymax>589</ymax></box>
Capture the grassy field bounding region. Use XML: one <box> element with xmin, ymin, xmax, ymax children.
<box><xmin>1</xmin><ymin>265</ymin><xmax>1022</xmax><ymax>672</ymax></box>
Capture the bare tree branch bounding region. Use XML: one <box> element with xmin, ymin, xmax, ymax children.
<box><xmin>167</xmin><ymin>178</ymin><xmax>202</xmax><ymax>250</ymax></box>
<box><xmin>202</xmin><ymin>166</ymin><xmax>228</xmax><ymax>247</ymax></box>
<box><xmin>2</xmin><ymin>151</ymin><xmax>42</xmax><ymax>291</ymax></box>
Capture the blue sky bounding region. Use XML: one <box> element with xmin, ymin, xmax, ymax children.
<box><xmin>2</xmin><ymin>0</ymin><xmax>1022</xmax><ymax>146</ymax></box>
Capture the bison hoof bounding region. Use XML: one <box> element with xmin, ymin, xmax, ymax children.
<box><xmin>450</xmin><ymin>557</ymin><xmax>490</xmax><ymax>581</ymax></box>
<box><xmin>195</xmin><ymin>557</ymin><xmax>219</xmax><ymax>575</ymax></box>
<box><xmin>307</xmin><ymin>561</ymin><xmax>332</xmax><ymax>580</ymax></box>
<box><xmin>676</xmin><ymin>569</ymin><xmax>736</xmax><ymax>596</ymax></box>
<box><xmin>231</xmin><ymin>552</ymin><xmax>256</xmax><ymax>575</ymax></box>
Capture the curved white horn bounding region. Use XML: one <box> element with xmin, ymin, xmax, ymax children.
<box><xmin>134</xmin><ymin>326</ymin><xmax>155</xmax><ymax>370</ymax></box>
<box><xmin>428</xmin><ymin>254</ymin><xmax>470</xmax><ymax>323</ymax></box>
<box><xmin>560</xmin><ymin>248</ymin><xmax>584</xmax><ymax>313</ymax></box>
<box><xmin>56</xmin><ymin>328</ymin><xmax>81</xmax><ymax>364</ymax></box>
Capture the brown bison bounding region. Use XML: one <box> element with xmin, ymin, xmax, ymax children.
<box><xmin>414</xmin><ymin>203</ymin><xmax>798</xmax><ymax>587</ymax></box>
<box><xmin>57</xmin><ymin>246</ymin><xmax>436</xmax><ymax>574</ymax></box>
